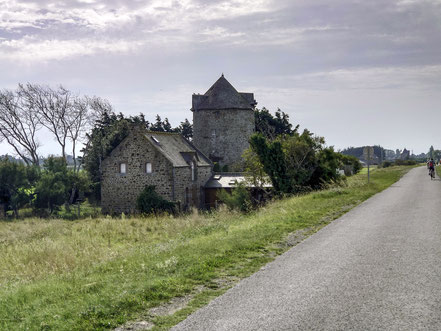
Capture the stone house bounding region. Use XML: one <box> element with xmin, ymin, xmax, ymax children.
<box><xmin>192</xmin><ymin>74</ymin><xmax>256</xmax><ymax>168</ymax></box>
<box><xmin>101</xmin><ymin>129</ymin><xmax>212</xmax><ymax>214</ymax></box>
<box><xmin>101</xmin><ymin>75</ymin><xmax>261</xmax><ymax>213</ymax></box>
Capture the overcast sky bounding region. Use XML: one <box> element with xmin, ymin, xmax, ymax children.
<box><xmin>1</xmin><ymin>0</ymin><xmax>440</xmax><ymax>156</ymax></box>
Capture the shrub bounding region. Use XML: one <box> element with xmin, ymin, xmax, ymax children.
<box><xmin>394</xmin><ymin>159</ymin><xmax>417</xmax><ymax>166</ymax></box>
<box><xmin>250</xmin><ymin>130</ymin><xmax>341</xmax><ymax>194</ymax></box>
<box><xmin>380</xmin><ymin>160</ymin><xmax>393</xmax><ymax>168</ymax></box>
<box><xmin>217</xmin><ymin>182</ymin><xmax>252</xmax><ymax>212</ymax></box>
<box><xmin>338</xmin><ymin>154</ymin><xmax>362</xmax><ymax>174</ymax></box>
<box><xmin>136</xmin><ymin>185</ymin><xmax>176</xmax><ymax>215</ymax></box>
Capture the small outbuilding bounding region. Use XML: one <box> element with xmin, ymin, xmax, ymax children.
<box><xmin>101</xmin><ymin>128</ymin><xmax>212</xmax><ymax>214</ymax></box>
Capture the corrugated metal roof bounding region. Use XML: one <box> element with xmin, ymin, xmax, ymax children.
<box><xmin>205</xmin><ymin>173</ymin><xmax>272</xmax><ymax>188</ymax></box>
<box><xmin>145</xmin><ymin>131</ymin><xmax>212</xmax><ymax>168</ymax></box>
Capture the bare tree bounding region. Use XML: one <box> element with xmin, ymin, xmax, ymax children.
<box><xmin>20</xmin><ymin>84</ymin><xmax>72</xmax><ymax>159</ymax></box>
<box><xmin>68</xmin><ymin>97</ymin><xmax>91</xmax><ymax>172</ymax></box>
<box><xmin>0</xmin><ymin>88</ymin><xmax>41</xmax><ymax>165</ymax></box>
<box><xmin>87</xmin><ymin>96</ymin><xmax>114</xmax><ymax>122</ymax></box>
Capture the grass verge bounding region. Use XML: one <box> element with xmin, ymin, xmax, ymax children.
<box><xmin>0</xmin><ymin>166</ymin><xmax>413</xmax><ymax>330</ymax></box>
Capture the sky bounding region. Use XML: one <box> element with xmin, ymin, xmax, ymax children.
<box><xmin>0</xmin><ymin>0</ymin><xmax>440</xmax><ymax>157</ymax></box>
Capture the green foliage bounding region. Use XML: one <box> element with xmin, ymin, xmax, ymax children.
<box><xmin>217</xmin><ymin>182</ymin><xmax>252</xmax><ymax>212</ymax></box>
<box><xmin>380</xmin><ymin>160</ymin><xmax>394</xmax><ymax>168</ymax></box>
<box><xmin>250</xmin><ymin>130</ymin><xmax>341</xmax><ymax>194</ymax></box>
<box><xmin>242</xmin><ymin>148</ymin><xmax>271</xmax><ymax>188</ymax></box>
<box><xmin>393</xmin><ymin>159</ymin><xmax>417</xmax><ymax>166</ymax></box>
<box><xmin>33</xmin><ymin>157</ymin><xmax>91</xmax><ymax>215</ymax></box>
<box><xmin>213</xmin><ymin>162</ymin><xmax>221</xmax><ymax>172</ymax></box>
<box><xmin>341</xmin><ymin>145</ymin><xmax>385</xmax><ymax>161</ymax></box>
<box><xmin>0</xmin><ymin>166</ymin><xmax>411</xmax><ymax>330</ymax></box>
<box><xmin>136</xmin><ymin>186</ymin><xmax>176</xmax><ymax>215</ymax></box>
<box><xmin>81</xmin><ymin>112</ymin><xmax>137</xmax><ymax>201</ymax></box>
<box><xmin>82</xmin><ymin>111</ymin><xmax>193</xmax><ymax>202</ymax></box>
<box><xmin>0</xmin><ymin>158</ymin><xmax>38</xmax><ymax>217</ymax></box>
<box><xmin>254</xmin><ymin>107</ymin><xmax>298</xmax><ymax>139</ymax></box>
<box><xmin>34</xmin><ymin>157</ymin><xmax>70</xmax><ymax>213</ymax></box>
<box><xmin>338</xmin><ymin>154</ymin><xmax>362</xmax><ymax>174</ymax></box>
<box><xmin>177</xmin><ymin>118</ymin><xmax>193</xmax><ymax>140</ymax></box>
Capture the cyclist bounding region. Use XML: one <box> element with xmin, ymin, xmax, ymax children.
<box><xmin>428</xmin><ymin>158</ymin><xmax>435</xmax><ymax>177</ymax></box>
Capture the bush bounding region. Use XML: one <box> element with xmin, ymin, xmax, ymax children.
<box><xmin>338</xmin><ymin>154</ymin><xmax>362</xmax><ymax>175</ymax></box>
<box><xmin>136</xmin><ymin>186</ymin><xmax>176</xmax><ymax>215</ymax></box>
<box><xmin>380</xmin><ymin>159</ymin><xmax>417</xmax><ymax>168</ymax></box>
<box><xmin>217</xmin><ymin>182</ymin><xmax>252</xmax><ymax>213</ymax></box>
<box><xmin>394</xmin><ymin>159</ymin><xmax>417</xmax><ymax>166</ymax></box>
<box><xmin>380</xmin><ymin>160</ymin><xmax>394</xmax><ymax>168</ymax></box>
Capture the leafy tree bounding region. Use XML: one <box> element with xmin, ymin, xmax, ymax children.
<box><xmin>33</xmin><ymin>157</ymin><xmax>70</xmax><ymax>213</ymax></box>
<box><xmin>250</xmin><ymin>130</ymin><xmax>341</xmax><ymax>194</ymax></box>
<box><xmin>242</xmin><ymin>147</ymin><xmax>270</xmax><ymax>188</ymax></box>
<box><xmin>136</xmin><ymin>186</ymin><xmax>175</xmax><ymax>215</ymax></box>
<box><xmin>254</xmin><ymin>107</ymin><xmax>298</xmax><ymax>139</ymax></box>
<box><xmin>0</xmin><ymin>158</ymin><xmax>38</xmax><ymax>217</ymax></box>
<box><xmin>33</xmin><ymin>157</ymin><xmax>90</xmax><ymax>214</ymax></box>
<box><xmin>176</xmin><ymin>118</ymin><xmax>193</xmax><ymax>140</ymax></box>
<box><xmin>249</xmin><ymin>134</ymin><xmax>290</xmax><ymax>193</ymax></box>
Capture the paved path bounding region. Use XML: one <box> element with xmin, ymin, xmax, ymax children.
<box><xmin>173</xmin><ymin>167</ymin><xmax>441</xmax><ymax>330</ymax></box>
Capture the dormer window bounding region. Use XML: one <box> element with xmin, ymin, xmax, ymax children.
<box><xmin>146</xmin><ymin>162</ymin><xmax>152</xmax><ymax>174</ymax></box>
<box><xmin>119</xmin><ymin>163</ymin><xmax>126</xmax><ymax>174</ymax></box>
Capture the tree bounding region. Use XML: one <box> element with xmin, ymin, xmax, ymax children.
<box><xmin>0</xmin><ymin>88</ymin><xmax>42</xmax><ymax>166</ymax></box>
<box><xmin>250</xmin><ymin>130</ymin><xmax>341</xmax><ymax>194</ymax></box>
<box><xmin>242</xmin><ymin>147</ymin><xmax>271</xmax><ymax>189</ymax></box>
<box><xmin>176</xmin><ymin>118</ymin><xmax>193</xmax><ymax>140</ymax></box>
<box><xmin>20</xmin><ymin>84</ymin><xmax>73</xmax><ymax>159</ymax></box>
<box><xmin>33</xmin><ymin>156</ymin><xmax>90</xmax><ymax>214</ymax></box>
<box><xmin>254</xmin><ymin>107</ymin><xmax>298</xmax><ymax>140</ymax></box>
<box><xmin>0</xmin><ymin>157</ymin><xmax>38</xmax><ymax>217</ymax></box>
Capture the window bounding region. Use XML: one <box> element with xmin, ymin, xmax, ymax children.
<box><xmin>146</xmin><ymin>162</ymin><xmax>152</xmax><ymax>173</ymax></box>
<box><xmin>191</xmin><ymin>161</ymin><xmax>197</xmax><ymax>181</ymax></box>
<box><xmin>120</xmin><ymin>163</ymin><xmax>126</xmax><ymax>174</ymax></box>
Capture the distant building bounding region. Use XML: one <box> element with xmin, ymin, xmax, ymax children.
<box><xmin>192</xmin><ymin>74</ymin><xmax>256</xmax><ymax>168</ymax></box>
<box><xmin>400</xmin><ymin>148</ymin><xmax>410</xmax><ymax>160</ymax></box>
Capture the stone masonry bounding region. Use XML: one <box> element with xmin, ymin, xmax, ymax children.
<box><xmin>101</xmin><ymin>129</ymin><xmax>212</xmax><ymax>214</ymax></box>
<box><xmin>192</xmin><ymin>75</ymin><xmax>256</xmax><ymax>168</ymax></box>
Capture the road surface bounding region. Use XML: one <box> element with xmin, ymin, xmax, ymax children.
<box><xmin>173</xmin><ymin>166</ymin><xmax>441</xmax><ymax>330</ymax></box>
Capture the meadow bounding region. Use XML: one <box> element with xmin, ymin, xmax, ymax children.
<box><xmin>0</xmin><ymin>165</ymin><xmax>414</xmax><ymax>330</ymax></box>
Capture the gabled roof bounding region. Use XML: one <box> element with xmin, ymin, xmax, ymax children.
<box><xmin>145</xmin><ymin>131</ymin><xmax>212</xmax><ymax>168</ymax></box>
<box><xmin>192</xmin><ymin>75</ymin><xmax>256</xmax><ymax>111</ymax></box>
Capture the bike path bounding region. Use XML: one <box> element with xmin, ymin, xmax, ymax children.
<box><xmin>172</xmin><ymin>166</ymin><xmax>441</xmax><ymax>330</ymax></box>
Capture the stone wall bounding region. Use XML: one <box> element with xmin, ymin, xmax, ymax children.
<box><xmin>172</xmin><ymin>164</ymin><xmax>212</xmax><ymax>211</ymax></box>
<box><xmin>101</xmin><ymin>131</ymin><xmax>173</xmax><ymax>214</ymax></box>
<box><xmin>101</xmin><ymin>131</ymin><xmax>213</xmax><ymax>214</ymax></box>
<box><xmin>193</xmin><ymin>108</ymin><xmax>254</xmax><ymax>168</ymax></box>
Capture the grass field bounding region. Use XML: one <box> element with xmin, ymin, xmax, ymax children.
<box><xmin>0</xmin><ymin>165</ymin><xmax>415</xmax><ymax>330</ymax></box>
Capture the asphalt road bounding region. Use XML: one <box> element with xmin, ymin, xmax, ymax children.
<box><xmin>172</xmin><ymin>166</ymin><xmax>441</xmax><ymax>330</ymax></box>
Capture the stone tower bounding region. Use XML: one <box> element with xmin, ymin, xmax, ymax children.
<box><xmin>192</xmin><ymin>75</ymin><xmax>256</xmax><ymax>168</ymax></box>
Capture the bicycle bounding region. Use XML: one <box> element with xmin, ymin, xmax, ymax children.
<box><xmin>429</xmin><ymin>167</ymin><xmax>435</xmax><ymax>180</ymax></box>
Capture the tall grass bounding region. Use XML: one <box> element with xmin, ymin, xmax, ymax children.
<box><xmin>0</xmin><ymin>166</ymin><xmax>413</xmax><ymax>330</ymax></box>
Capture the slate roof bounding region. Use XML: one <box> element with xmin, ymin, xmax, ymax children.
<box><xmin>144</xmin><ymin>131</ymin><xmax>212</xmax><ymax>168</ymax></box>
<box><xmin>192</xmin><ymin>75</ymin><xmax>257</xmax><ymax>111</ymax></box>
